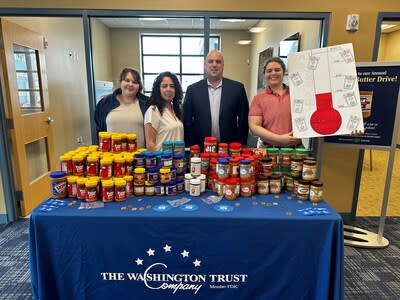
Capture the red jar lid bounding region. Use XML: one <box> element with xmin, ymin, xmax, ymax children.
<box><xmin>225</xmin><ymin>178</ymin><xmax>237</xmax><ymax>185</ymax></box>
<box><xmin>190</xmin><ymin>144</ymin><xmax>200</xmax><ymax>151</ymax></box>
<box><xmin>242</xmin><ymin>148</ymin><xmax>251</xmax><ymax>155</ymax></box>
<box><xmin>219</xmin><ymin>142</ymin><xmax>228</xmax><ymax>148</ymax></box>
<box><xmin>205</xmin><ymin>137</ymin><xmax>217</xmax><ymax>143</ymax></box>
<box><xmin>210</xmin><ymin>153</ymin><xmax>219</xmax><ymax>159</ymax></box>
<box><xmin>229</xmin><ymin>142</ymin><xmax>242</xmax><ymax>149</ymax></box>
<box><xmin>200</xmin><ymin>153</ymin><xmax>210</xmax><ymax>158</ymax></box>
<box><xmin>229</xmin><ymin>157</ymin><xmax>240</xmax><ymax>163</ymax></box>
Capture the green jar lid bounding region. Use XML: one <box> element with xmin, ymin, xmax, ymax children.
<box><xmin>267</xmin><ymin>147</ymin><xmax>279</xmax><ymax>153</ymax></box>
<box><xmin>295</xmin><ymin>148</ymin><xmax>309</xmax><ymax>154</ymax></box>
<box><xmin>280</xmin><ymin>148</ymin><xmax>293</xmax><ymax>153</ymax></box>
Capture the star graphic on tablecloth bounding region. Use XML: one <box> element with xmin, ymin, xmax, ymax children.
<box><xmin>193</xmin><ymin>259</ymin><xmax>201</xmax><ymax>267</ymax></box>
<box><xmin>147</xmin><ymin>248</ymin><xmax>155</xmax><ymax>256</ymax></box>
<box><xmin>163</xmin><ymin>244</ymin><xmax>172</xmax><ymax>252</ymax></box>
<box><xmin>135</xmin><ymin>258</ymin><xmax>143</xmax><ymax>265</ymax></box>
<box><xmin>181</xmin><ymin>249</ymin><xmax>190</xmax><ymax>258</ymax></box>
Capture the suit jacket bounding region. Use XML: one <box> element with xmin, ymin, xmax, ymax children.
<box><xmin>183</xmin><ymin>77</ymin><xmax>249</xmax><ymax>149</ymax></box>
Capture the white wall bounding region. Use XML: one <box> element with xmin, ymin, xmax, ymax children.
<box><xmin>249</xmin><ymin>19</ymin><xmax>322</xmax><ymax>100</ymax></box>
<box><xmin>92</xmin><ymin>18</ymin><xmax>113</xmax><ymax>82</ymax></box>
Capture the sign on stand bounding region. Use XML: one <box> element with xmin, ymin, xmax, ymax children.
<box><xmin>325</xmin><ymin>62</ymin><xmax>400</xmax><ymax>248</ymax></box>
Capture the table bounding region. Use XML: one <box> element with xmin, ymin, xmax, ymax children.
<box><xmin>29</xmin><ymin>192</ymin><xmax>343</xmax><ymax>300</ymax></box>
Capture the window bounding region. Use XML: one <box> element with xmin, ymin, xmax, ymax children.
<box><xmin>141</xmin><ymin>34</ymin><xmax>220</xmax><ymax>96</ymax></box>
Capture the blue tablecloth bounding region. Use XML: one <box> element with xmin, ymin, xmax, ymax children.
<box><xmin>29</xmin><ymin>192</ymin><xmax>343</xmax><ymax>300</ymax></box>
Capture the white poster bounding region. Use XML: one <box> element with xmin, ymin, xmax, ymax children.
<box><xmin>288</xmin><ymin>43</ymin><xmax>364</xmax><ymax>138</ymax></box>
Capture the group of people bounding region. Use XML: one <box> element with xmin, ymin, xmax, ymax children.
<box><xmin>94</xmin><ymin>50</ymin><xmax>301</xmax><ymax>151</ymax></box>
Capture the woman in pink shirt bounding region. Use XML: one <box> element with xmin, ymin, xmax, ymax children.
<box><xmin>248</xmin><ymin>57</ymin><xmax>302</xmax><ymax>147</ymax></box>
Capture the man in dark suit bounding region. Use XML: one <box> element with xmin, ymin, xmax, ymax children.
<box><xmin>183</xmin><ymin>50</ymin><xmax>249</xmax><ymax>149</ymax></box>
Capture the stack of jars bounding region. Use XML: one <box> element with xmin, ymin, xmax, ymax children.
<box><xmin>56</xmin><ymin>140</ymin><xmax>188</xmax><ymax>203</ymax></box>
<box><xmin>98</xmin><ymin>131</ymin><xmax>139</xmax><ymax>153</ymax></box>
<box><xmin>190</xmin><ymin>137</ymin><xmax>265</xmax><ymax>200</ymax></box>
<box><xmin>264</xmin><ymin>147</ymin><xmax>323</xmax><ymax>202</ymax></box>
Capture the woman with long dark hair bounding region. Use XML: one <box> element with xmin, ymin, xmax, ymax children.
<box><xmin>144</xmin><ymin>71</ymin><xmax>184</xmax><ymax>151</ymax></box>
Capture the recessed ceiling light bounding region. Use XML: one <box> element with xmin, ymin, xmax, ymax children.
<box><xmin>138</xmin><ymin>18</ymin><xmax>167</xmax><ymax>21</ymax></box>
<box><xmin>249</xmin><ymin>27</ymin><xmax>266</xmax><ymax>33</ymax></box>
<box><xmin>220</xmin><ymin>19</ymin><xmax>246</xmax><ymax>23</ymax></box>
<box><xmin>238</xmin><ymin>40</ymin><xmax>252</xmax><ymax>45</ymax></box>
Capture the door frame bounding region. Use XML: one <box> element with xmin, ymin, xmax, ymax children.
<box><xmin>0</xmin><ymin>7</ymin><xmax>330</xmax><ymax>223</ymax></box>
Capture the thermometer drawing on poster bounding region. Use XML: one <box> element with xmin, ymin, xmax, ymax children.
<box><xmin>288</xmin><ymin>43</ymin><xmax>364</xmax><ymax>138</ymax></box>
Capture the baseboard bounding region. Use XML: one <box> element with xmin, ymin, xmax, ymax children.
<box><xmin>340</xmin><ymin>213</ymin><xmax>353</xmax><ymax>223</ymax></box>
<box><xmin>0</xmin><ymin>214</ymin><xmax>8</xmax><ymax>224</ymax></box>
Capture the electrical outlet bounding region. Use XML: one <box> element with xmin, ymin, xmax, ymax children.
<box><xmin>77</xmin><ymin>136</ymin><xmax>83</xmax><ymax>144</ymax></box>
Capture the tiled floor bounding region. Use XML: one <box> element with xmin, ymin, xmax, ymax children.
<box><xmin>357</xmin><ymin>149</ymin><xmax>400</xmax><ymax>216</ymax></box>
<box><xmin>0</xmin><ymin>220</ymin><xmax>32</xmax><ymax>300</ymax></box>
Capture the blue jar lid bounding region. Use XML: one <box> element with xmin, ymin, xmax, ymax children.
<box><xmin>49</xmin><ymin>171</ymin><xmax>66</xmax><ymax>179</ymax></box>
<box><xmin>135</xmin><ymin>153</ymin><xmax>145</xmax><ymax>158</ymax></box>
<box><xmin>167</xmin><ymin>180</ymin><xmax>176</xmax><ymax>186</ymax></box>
<box><xmin>217</xmin><ymin>158</ymin><xmax>229</xmax><ymax>164</ymax></box>
<box><xmin>148</xmin><ymin>167</ymin><xmax>159</xmax><ymax>173</ymax></box>
<box><xmin>155</xmin><ymin>182</ymin><xmax>163</xmax><ymax>186</ymax></box>
<box><xmin>162</xmin><ymin>150</ymin><xmax>173</xmax><ymax>156</ymax></box>
<box><xmin>162</xmin><ymin>141</ymin><xmax>173</xmax><ymax>147</ymax></box>
<box><xmin>144</xmin><ymin>153</ymin><xmax>156</xmax><ymax>158</ymax></box>
<box><xmin>173</xmin><ymin>154</ymin><xmax>184</xmax><ymax>159</ymax></box>
<box><xmin>154</xmin><ymin>150</ymin><xmax>162</xmax><ymax>157</ymax></box>
<box><xmin>174</xmin><ymin>140</ymin><xmax>185</xmax><ymax>147</ymax></box>
<box><xmin>161</xmin><ymin>153</ymin><xmax>172</xmax><ymax>159</ymax></box>
<box><xmin>240</xmin><ymin>160</ymin><xmax>251</xmax><ymax>164</ymax></box>
<box><xmin>175</xmin><ymin>178</ymin><xmax>184</xmax><ymax>183</ymax></box>
<box><xmin>176</xmin><ymin>172</ymin><xmax>185</xmax><ymax>176</ymax></box>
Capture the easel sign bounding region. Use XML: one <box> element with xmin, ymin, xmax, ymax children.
<box><xmin>326</xmin><ymin>62</ymin><xmax>400</xmax><ymax>248</ymax></box>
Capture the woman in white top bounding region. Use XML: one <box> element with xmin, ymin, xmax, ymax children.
<box><xmin>94</xmin><ymin>68</ymin><xmax>149</xmax><ymax>148</ymax></box>
<box><xmin>144</xmin><ymin>71</ymin><xmax>184</xmax><ymax>151</ymax></box>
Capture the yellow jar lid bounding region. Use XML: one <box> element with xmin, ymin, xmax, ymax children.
<box><xmin>111</xmin><ymin>134</ymin><xmax>121</xmax><ymax>140</ymax></box>
<box><xmin>87</xmin><ymin>155</ymin><xmax>98</xmax><ymax>162</ymax></box>
<box><xmin>72</xmin><ymin>154</ymin><xmax>85</xmax><ymax>161</ymax></box>
<box><xmin>88</xmin><ymin>145</ymin><xmax>99</xmax><ymax>151</ymax></box>
<box><xmin>100</xmin><ymin>157</ymin><xmax>113</xmax><ymax>164</ymax></box>
<box><xmin>85</xmin><ymin>179</ymin><xmax>97</xmax><ymax>187</ymax></box>
<box><xmin>67</xmin><ymin>176</ymin><xmax>77</xmax><ymax>183</ymax></box>
<box><xmin>60</xmin><ymin>154</ymin><xmax>72</xmax><ymax>160</ymax></box>
<box><xmin>145</xmin><ymin>181</ymin><xmax>154</xmax><ymax>186</ymax></box>
<box><xmin>87</xmin><ymin>176</ymin><xmax>100</xmax><ymax>182</ymax></box>
<box><xmin>119</xmin><ymin>133</ymin><xmax>127</xmax><ymax>138</ymax></box>
<box><xmin>159</xmin><ymin>167</ymin><xmax>171</xmax><ymax>174</ymax></box>
<box><xmin>137</xmin><ymin>148</ymin><xmax>147</xmax><ymax>153</ymax></box>
<box><xmin>126</xmin><ymin>133</ymin><xmax>137</xmax><ymax>139</ymax></box>
<box><xmin>77</xmin><ymin>177</ymin><xmax>87</xmax><ymax>184</ymax></box>
<box><xmin>114</xmin><ymin>156</ymin><xmax>125</xmax><ymax>163</ymax></box>
<box><xmin>134</xmin><ymin>167</ymin><xmax>145</xmax><ymax>174</ymax></box>
<box><xmin>76</xmin><ymin>146</ymin><xmax>88</xmax><ymax>152</ymax></box>
<box><xmin>99</xmin><ymin>131</ymin><xmax>112</xmax><ymax>138</ymax></box>
<box><xmin>114</xmin><ymin>178</ymin><xmax>126</xmax><ymax>186</ymax></box>
<box><xmin>124</xmin><ymin>175</ymin><xmax>133</xmax><ymax>181</ymax></box>
<box><xmin>124</xmin><ymin>154</ymin><xmax>134</xmax><ymax>162</ymax></box>
<box><xmin>101</xmin><ymin>180</ymin><xmax>114</xmax><ymax>188</ymax></box>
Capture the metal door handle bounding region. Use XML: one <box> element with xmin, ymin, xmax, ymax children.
<box><xmin>46</xmin><ymin>117</ymin><xmax>55</xmax><ymax>125</ymax></box>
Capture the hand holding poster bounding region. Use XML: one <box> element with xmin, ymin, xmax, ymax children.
<box><xmin>288</xmin><ymin>43</ymin><xmax>364</xmax><ymax>138</ymax></box>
